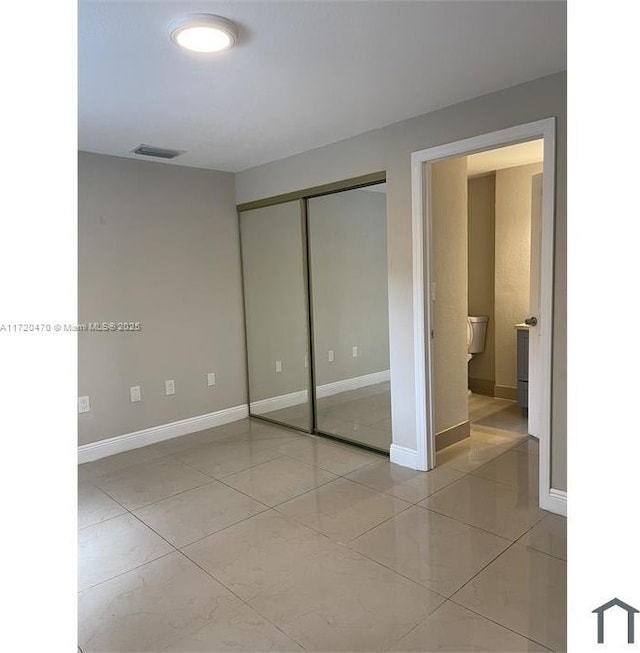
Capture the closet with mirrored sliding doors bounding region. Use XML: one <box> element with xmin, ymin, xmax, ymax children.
<box><xmin>238</xmin><ymin>173</ymin><xmax>392</xmax><ymax>453</ymax></box>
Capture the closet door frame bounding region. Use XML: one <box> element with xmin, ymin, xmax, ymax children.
<box><xmin>237</xmin><ymin>171</ymin><xmax>387</xmax><ymax>448</ymax></box>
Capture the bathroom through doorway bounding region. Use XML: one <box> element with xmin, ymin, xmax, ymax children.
<box><xmin>410</xmin><ymin>119</ymin><xmax>565</xmax><ymax>516</ymax></box>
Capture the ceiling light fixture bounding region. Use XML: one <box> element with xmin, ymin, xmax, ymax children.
<box><xmin>170</xmin><ymin>14</ymin><xmax>237</xmax><ymax>53</ymax></box>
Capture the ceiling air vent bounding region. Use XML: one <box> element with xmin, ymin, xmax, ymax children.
<box><xmin>132</xmin><ymin>144</ymin><xmax>185</xmax><ymax>159</ymax></box>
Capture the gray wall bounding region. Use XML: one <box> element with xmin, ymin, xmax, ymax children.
<box><xmin>78</xmin><ymin>152</ymin><xmax>246</xmax><ymax>446</ymax></box>
<box><xmin>308</xmin><ymin>188</ymin><xmax>389</xmax><ymax>386</ymax></box>
<box><xmin>239</xmin><ymin>201</ymin><xmax>309</xmax><ymax>401</ymax></box>
<box><xmin>235</xmin><ymin>72</ymin><xmax>567</xmax><ymax>491</ymax></box>
<box><xmin>468</xmin><ymin>173</ymin><xmax>496</xmax><ymax>387</ymax></box>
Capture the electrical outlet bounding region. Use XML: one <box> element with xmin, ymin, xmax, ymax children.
<box><xmin>78</xmin><ymin>395</ymin><xmax>90</xmax><ymax>414</ymax></box>
<box><xmin>352</xmin><ymin>345</ymin><xmax>358</xmax><ymax>358</ymax></box>
<box><xmin>207</xmin><ymin>372</ymin><xmax>216</xmax><ymax>387</ymax></box>
<box><xmin>275</xmin><ymin>360</ymin><xmax>282</xmax><ymax>373</ymax></box>
<box><xmin>130</xmin><ymin>386</ymin><xmax>141</xmax><ymax>403</ymax></box>
<box><xmin>165</xmin><ymin>379</ymin><xmax>175</xmax><ymax>396</ymax></box>
<box><xmin>328</xmin><ymin>350</ymin><xmax>334</xmax><ymax>362</ymax></box>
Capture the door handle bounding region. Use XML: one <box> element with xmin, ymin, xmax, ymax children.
<box><xmin>524</xmin><ymin>316</ymin><xmax>538</xmax><ymax>327</ymax></box>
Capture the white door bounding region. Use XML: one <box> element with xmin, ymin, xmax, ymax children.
<box><xmin>527</xmin><ymin>173</ymin><xmax>543</xmax><ymax>438</ymax></box>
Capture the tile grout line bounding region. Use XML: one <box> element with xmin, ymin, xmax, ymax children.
<box><xmin>416</xmin><ymin>499</ymin><xmax>546</xmax><ymax>542</ymax></box>
<box><xmin>445</xmin><ymin>519</ymin><xmax>566</xmax><ymax>631</ymax></box>
<box><xmin>78</xmin><ymin>550</ymin><xmax>177</xmax><ymax>595</ymax></box>
<box><xmin>173</xmin><ymin>547</ymin><xmax>309</xmax><ymax>651</ymax></box>
<box><xmin>445</xmin><ymin>596</ymin><xmax>556</xmax><ymax>651</ymax></box>
<box><xmin>212</xmin><ymin>455</ymin><xmax>340</xmax><ymax>507</ymax></box>
<box><xmin>167</xmin><ymin>505</ymin><xmax>274</xmax><ymax>550</ymax></box>
<box><xmin>82</xmin><ymin>476</ymin><xmax>220</xmax><ymax>523</ymax></box>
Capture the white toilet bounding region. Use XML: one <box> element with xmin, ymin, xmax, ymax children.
<box><xmin>467</xmin><ymin>316</ymin><xmax>489</xmax><ymax>393</ymax></box>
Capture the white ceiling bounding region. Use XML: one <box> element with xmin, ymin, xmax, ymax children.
<box><xmin>467</xmin><ymin>140</ymin><xmax>544</xmax><ymax>177</ymax></box>
<box><xmin>78</xmin><ymin>1</ymin><xmax>566</xmax><ymax>173</ymax></box>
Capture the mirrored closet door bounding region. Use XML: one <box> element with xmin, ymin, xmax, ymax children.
<box><xmin>239</xmin><ymin>200</ymin><xmax>311</xmax><ymax>431</ymax></box>
<box><xmin>238</xmin><ymin>176</ymin><xmax>391</xmax><ymax>453</ymax></box>
<box><xmin>307</xmin><ymin>183</ymin><xmax>391</xmax><ymax>451</ymax></box>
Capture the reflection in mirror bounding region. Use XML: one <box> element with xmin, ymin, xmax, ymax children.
<box><xmin>308</xmin><ymin>183</ymin><xmax>391</xmax><ymax>451</ymax></box>
<box><xmin>239</xmin><ymin>201</ymin><xmax>310</xmax><ymax>430</ymax></box>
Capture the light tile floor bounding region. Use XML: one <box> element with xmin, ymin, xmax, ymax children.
<box><xmin>78</xmin><ymin>399</ymin><xmax>566</xmax><ymax>652</ymax></box>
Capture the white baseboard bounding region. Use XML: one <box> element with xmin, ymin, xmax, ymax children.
<box><xmin>317</xmin><ymin>370</ymin><xmax>390</xmax><ymax>399</ymax></box>
<box><xmin>248</xmin><ymin>370</ymin><xmax>391</xmax><ymax>415</ymax></box>
<box><xmin>78</xmin><ymin>404</ymin><xmax>249</xmax><ymax>464</ymax></box>
<box><xmin>250</xmin><ymin>390</ymin><xmax>308</xmax><ymax>415</ymax></box>
<box><xmin>389</xmin><ymin>444</ymin><xmax>419</xmax><ymax>470</ymax></box>
<box><xmin>541</xmin><ymin>487</ymin><xmax>567</xmax><ymax>516</ymax></box>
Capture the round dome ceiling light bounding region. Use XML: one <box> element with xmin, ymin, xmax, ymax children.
<box><xmin>170</xmin><ymin>14</ymin><xmax>237</xmax><ymax>53</ymax></box>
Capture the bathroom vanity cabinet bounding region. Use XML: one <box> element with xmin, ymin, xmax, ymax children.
<box><xmin>516</xmin><ymin>326</ymin><xmax>529</xmax><ymax>415</ymax></box>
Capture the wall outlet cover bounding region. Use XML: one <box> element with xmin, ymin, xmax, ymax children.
<box><xmin>78</xmin><ymin>396</ymin><xmax>91</xmax><ymax>414</ymax></box>
<box><xmin>165</xmin><ymin>379</ymin><xmax>176</xmax><ymax>395</ymax></box>
<box><xmin>207</xmin><ymin>372</ymin><xmax>216</xmax><ymax>386</ymax></box>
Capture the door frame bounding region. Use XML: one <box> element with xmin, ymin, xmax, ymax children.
<box><xmin>410</xmin><ymin>117</ymin><xmax>566</xmax><ymax>515</ymax></box>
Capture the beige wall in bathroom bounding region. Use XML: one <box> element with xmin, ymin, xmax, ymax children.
<box><xmin>431</xmin><ymin>158</ymin><xmax>469</xmax><ymax>434</ymax></box>
<box><xmin>467</xmin><ymin>173</ymin><xmax>496</xmax><ymax>389</ymax></box>
<box><xmin>494</xmin><ymin>162</ymin><xmax>543</xmax><ymax>391</ymax></box>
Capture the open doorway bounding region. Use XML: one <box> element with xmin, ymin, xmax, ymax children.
<box><xmin>410</xmin><ymin>119</ymin><xmax>565</xmax><ymax>516</ymax></box>
<box><xmin>465</xmin><ymin>141</ymin><xmax>542</xmax><ymax>441</ymax></box>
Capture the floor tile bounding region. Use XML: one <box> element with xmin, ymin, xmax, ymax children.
<box><xmin>78</xmin><ymin>445</ymin><xmax>166</xmax><ymax>482</ymax></box>
<box><xmin>276</xmin><ymin>477</ymin><xmax>410</xmax><ymax>543</ymax></box>
<box><xmin>390</xmin><ymin>599</ymin><xmax>551</xmax><ymax>651</ymax></box>
<box><xmin>518</xmin><ymin>513</ymin><xmax>567</xmax><ymax>560</ymax></box>
<box><xmin>77</xmin><ymin>395</ymin><xmax>562</xmax><ymax>652</ymax></box>
<box><xmin>422</xmin><ymin>473</ymin><xmax>546</xmax><ymax>540</ymax></box>
<box><xmin>78</xmin><ymin>513</ymin><xmax>173</xmax><ymax>591</ymax></box>
<box><xmin>78</xmin><ymin>482</ymin><xmax>126</xmax><ymax>529</ymax></box>
<box><xmin>468</xmin><ymin>394</ymin><xmax>516</xmax><ymax>422</ymax></box>
<box><xmin>134</xmin><ymin>480</ymin><xmax>267</xmax><ymax>548</ymax></box>
<box><xmin>220</xmin><ymin>456</ymin><xmax>337</xmax><ymax>506</ymax></box>
<box><xmin>470</xmin><ymin>423</ymin><xmax>528</xmax><ymax>448</ymax></box>
<box><xmin>274</xmin><ymin>436</ymin><xmax>383</xmax><ymax>475</ymax></box>
<box><xmin>222</xmin><ymin>421</ymin><xmax>304</xmax><ymax>444</ymax></box>
<box><xmin>79</xmin><ymin>551</ymin><xmax>241</xmax><ymax>652</ymax></box>
<box><xmin>151</xmin><ymin>425</ymin><xmax>243</xmax><ymax>454</ymax></box>
<box><xmin>346</xmin><ymin>461</ymin><xmax>465</xmax><ymax>503</ymax></box>
<box><xmin>473</xmin><ymin>402</ymin><xmax>529</xmax><ymax>434</ymax></box>
<box><xmin>183</xmin><ymin>511</ymin><xmax>331</xmax><ymax>602</ymax></box>
<box><xmin>259</xmin><ymin>548</ymin><xmax>441</xmax><ymax>652</ymax></box>
<box><xmin>436</xmin><ymin>437</ymin><xmax>512</xmax><ymax>473</ymax></box>
<box><xmin>452</xmin><ymin>543</ymin><xmax>567</xmax><ymax>652</ymax></box>
<box><xmin>94</xmin><ymin>457</ymin><xmax>213</xmax><ymax>510</ymax></box>
<box><xmin>161</xmin><ymin>601</ymin><xmax>303</xmax><ymax>651</ymax></box>
<box><xmin>350</xmin><ymin>505</ymin><xmax>511</xmax><ymax>596</ymax></box>
<box><xmin>170</xmin><ymin>439</ymin><xmax>282</xmax><ymax>478</ymax></box>
<box><xmin>183</xmin><ymin>511</ymin><xmax>443</xmax><ymax>652</ymax></box>
<box><xmin>470</xmin><ymin>447</ymin><xmax>539</xmax><ymax>495</ymax></box>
